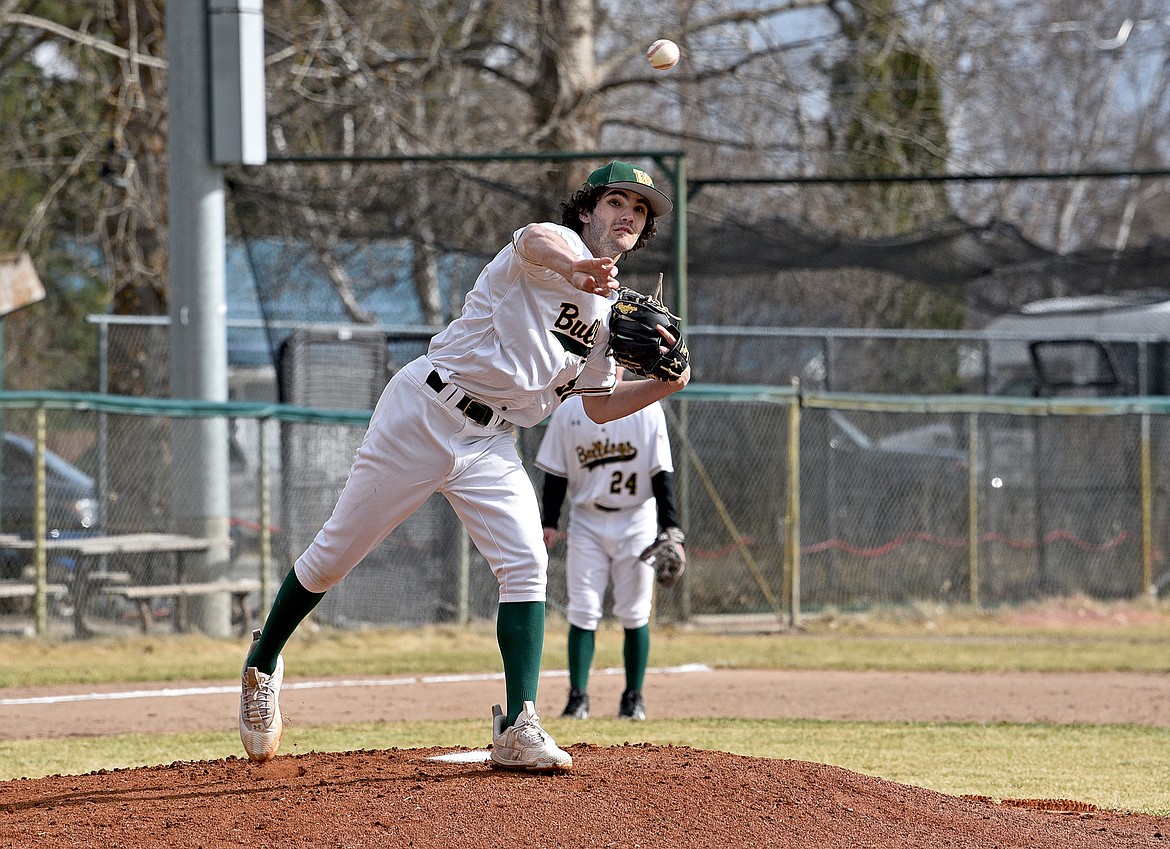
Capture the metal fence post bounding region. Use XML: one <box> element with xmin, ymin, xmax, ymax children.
<box><xmin>967</xmin><ymin>412</ymin><xmax>980</xmax><ymax>608</ymax></box>
<box><xmin>677</xmin><ymin>396</ymin><xmax>691</xmax><ymax>622</ymax></box>
<box><xmin>259</xmin><ymin>417</ymin><xmax>273</xmax><ymax>616</ymax></box>
<box><xmin>1140</xmin><ymin>413</ymin><xmax>1153</xmax><ymax>595</ymax></box>
<box><xmin>785</xmin><ymin>393</ymin><xmax>801</xmax><ymax>629</ymax></box>
<box><xmin>33</xmin><ymin>406</ymin><xmax>47</xmax><ymax>636</ymax></box>
<box><xmin>457</xmin><ymin>526</ymin><xmax>470</xmax><ymax>626</ymax></box>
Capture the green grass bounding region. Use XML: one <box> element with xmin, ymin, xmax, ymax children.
<box><xmin>2</xmin><ymin>600</ymin><xmax>1169</xmax><ymax>815</ymax></box>
<box><xmin>4</xmin><ymin>600</ymin><xmax>1169</xmax><ymax>687</ymax></box>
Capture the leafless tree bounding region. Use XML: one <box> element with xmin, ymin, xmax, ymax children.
<box><xmin>2</xmin><ymin>0</ymin><xmax>1168</xmax><ymax>387</ymax></box>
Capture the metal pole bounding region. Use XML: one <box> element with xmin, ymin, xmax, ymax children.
<box><xmin>167</xmin><ymin>0</ymin><xmax>233</xmax><ymax>636</ymax></box>
<box><xmin>967</xmin><ymin>413</ymin><xmax>980</xmax><ymax>608</ymax></box>
<box><xmin>33</xmin><ymin>407</ymin><xmax>48</xmax><ymax>636</ymax></box>
<box><xmin>457</xmin><ymin>526</ymin><xmax>470</xmax><ymax>625</ymax></box>
<box><xmin>97</xmin><ymin>321</ymin><xmax>109</xmax><ymax>530</ymax></box>
<box><xmin>982</xmin><ymin>339</ymin><xmax>991</xmax><ymax>394</ymax></box>
<box><xmin>1138</xmin><ymin>341</ymin><xmax>1149</xmax><ymax>395</ymax></box>
<box><xmin>259</xmin><ymin>417</ymin><xmax>273</xmax><ymax>615</ymax></box>
<box><xmin>823</xmin><ymin>335</ymin><xmax>833</xmax><ymax>392</ymax></box>
<box><xmin>784</xmin><ymin>394</ymin><xmax>802</xmax><ymax>629</ymax></box>
<box><xmin>677</xmin><ymin>397</ymin><xmax>691</xmax><ymax>622</ymax></box>
<box><xmin>0</xmin><ymin>316</ymin><xmax>4</xmax><ymax>530</ymax></box>
<box><xmin>1033</xmin><ymin>417</ymin><xmax>1050</xmax><ymax>593</ymax></box>
<box><xmin>1140</xmin><ymin>413</ymin><xmax>1153</xmax><ymax>595</ymax></box>
<box><xmin>673</xmin><ymin>156</ymin><xmax>687</xmax><ymax>332</ymax></box>
<box><xmin>672</xmin><ymin>156</ymin><xmax>691</xmax><ymax>619</ymax></box>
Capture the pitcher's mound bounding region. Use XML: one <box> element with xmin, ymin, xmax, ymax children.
<box><xmin>1</xmin><ymin>744</ymin><xmax>1165</xmax><ymax>848</ymax></box>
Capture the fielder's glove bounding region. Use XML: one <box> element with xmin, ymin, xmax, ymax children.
<box><xmin>639</xmin><ymin>527</ymin><xmax>686</xmax><ymax>587</ymax></box>
<box><xmin>608</xmin><ymin>287</ymin><xmax>689</xmax><ymax>382</ymax></box>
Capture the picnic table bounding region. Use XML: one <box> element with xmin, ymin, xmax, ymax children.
<box><xmin>0</xmin><ymin>532</ymin><xmax>258</xmax><ymax>637</ymax></box>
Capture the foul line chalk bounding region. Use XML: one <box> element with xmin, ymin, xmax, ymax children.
<box><xmin>428</xmin><ymin>750</ymin><xmax>493</xmax><ymax>763</ymax></box>
<box><xmin>0</xmin><ymin>663</ymin><xmax>711</xmax><ymax>707</ymax></box>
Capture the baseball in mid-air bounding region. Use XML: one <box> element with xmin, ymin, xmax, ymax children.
<box><xmin>647</xmin><ymin>39</ymin><xmax>680</xmax><ymax>71</ymax></box>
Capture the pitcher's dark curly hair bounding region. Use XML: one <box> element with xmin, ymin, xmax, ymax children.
<box><xmin>559</xmin><ymin>184</ymin><xmax>658</xmax><ymax>253</ymax></box>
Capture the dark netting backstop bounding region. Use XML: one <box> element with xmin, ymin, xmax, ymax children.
<box><xmin>224</xmin><ymin>157</ymin><xmax>1170</xmax><ymax>391</ymax></box>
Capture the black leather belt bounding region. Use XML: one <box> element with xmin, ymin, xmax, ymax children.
<box><xmin>426</xmin><ymin>370</ymin><xmax>496</xmax><ymax>427</ymax></box>
<box><xmin>594</xmin><ymin>504</ymin><xmax>621</xmax><ymax>512</ymax></box>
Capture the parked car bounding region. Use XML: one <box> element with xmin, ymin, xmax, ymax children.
<box><xmin>960</xmin><ymin>291</ymin><xmax>1170</xmax><ymax>397</ymax></box>
<box><xmin>0</xmin><ymin>433</ymin><xmax>100</xmax><ymax>582</ymax></box>
<box><xmin>802</xmin><ymin>410</ymin><xmax>972</xmax><ymax>542</ymax></box>
<box><xmin>1</xmin><ymin>432</ymin><xmax>98</xmax><ymax>535</ymax></box>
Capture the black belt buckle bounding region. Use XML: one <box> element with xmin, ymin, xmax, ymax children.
<box><xmin>428</xmin><ymin>369</ymin><xmax>494</xmax><ymax>426</ymax></box>
<box><xmin>457</xmin><ymin>396</ymin><xmax>494</xmax><ymax>427</ymax></box>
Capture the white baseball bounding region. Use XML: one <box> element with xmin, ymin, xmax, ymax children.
<box><xmin>647</xmin><ymin>39</ymin><xmax>680</xmax><ymax>71</ymax></box>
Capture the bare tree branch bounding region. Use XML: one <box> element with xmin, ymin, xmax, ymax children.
<box><xmin>2</xmin><ymin>11</ymin><xmax>166</xmax><ymax>68</ymax></box>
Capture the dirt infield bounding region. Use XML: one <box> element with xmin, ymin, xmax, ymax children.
<box><xmin>3</xmin><ymin>744</ymin><xmax>1169</xmax><ymax>849</ymax></box>
<box><xmin>2</xmin><ymin>667</ymin><xmax>1170</xmax><ymax>847</ymax></box>
<box><xmin>2</xmin><ymin>667</ymin><xmax>1170</xmax><ymax>739</ymax></box>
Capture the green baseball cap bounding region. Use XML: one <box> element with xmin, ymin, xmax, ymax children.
<box><xmin>586</xmin><ymin>161</ymin><xmax>673</xmax><ymax>217</ymax></box>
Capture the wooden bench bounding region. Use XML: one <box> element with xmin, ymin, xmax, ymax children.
<box><xmin>0</xmin><ymin>580</ymin><xmax>69</xmax><ymax>600</ymax></box>
<box><xmin>0</xmin><ymin>561</ymin><xmax>71</xmax><ymax>611</ymax></box>
<box><xmin>104</xmin><ymin>579</ymin><xmax>261</xmax><ymax>635</ymax></box>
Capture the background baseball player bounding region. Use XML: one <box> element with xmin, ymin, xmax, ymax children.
<box><xmin>536</xmin><ymin>369</ymin><xmax>685</xmax><ymax>720</ymax></box>
<box><xmin>238</xmin><ymin>161</ymin><xmax>689</xmax><ymax>772</ymax></box>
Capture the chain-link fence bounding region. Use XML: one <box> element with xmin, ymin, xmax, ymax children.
<box><xmin>2</xmin><ymin>385</ymin><xmax>1167</xmax><ymax>639</ymax></box>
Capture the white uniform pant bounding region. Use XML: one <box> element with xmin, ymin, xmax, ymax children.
<box><xmin>293</xmin><ymin>357</ymin><xmax>547</xmax><ymax>604</ymax></box>
<box><xmin>565</xmin><ymin>500</ymin><xmax>657</xmax><ymax>631</ymax></box>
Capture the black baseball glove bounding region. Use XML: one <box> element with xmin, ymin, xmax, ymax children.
<box><xmin>639</xmin><ymin>527</ymin><xmax>686</xmax><ymax>587</ymax></box>
<box><xmin>607</xmin><ymin>287</ymin><xmax>689</xmax><ymax>382</ymax></box>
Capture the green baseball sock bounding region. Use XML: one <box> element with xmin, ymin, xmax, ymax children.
<box><xmin>246</xmin><ymin>570</ymin><xmax>326</xmax><ymax>675</ymax></box>
<box><xmin>496</xmin><ymin>601</ymin><xmax>545</xmax><ymax>726</ymax></box>
<box><xmin>623</xmin><ymin>624</ymin><xmax>650</xmax><ymax>692</ymax></box>
<box><xmin>567</xmin><ymin>624</ymin><xmax>596</xmax><ymax>691</ymax></box>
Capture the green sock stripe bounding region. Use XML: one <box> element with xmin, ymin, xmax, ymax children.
<box><xmin>247</xmin><ymin>571</ymin><xmax>325</xmax><ymax>675</ymax></box>
<box><xmin>567</xmin><ymin>624</ymin><xmax>596</xmax><ymax>691</ymax></box>
<box><xmin>496</xmin><ymin>601</ymin><xmax>546</xmax><ymax>725</ymax></box>
<box><xmin>623</xmin><ymin>624</ymin><xmax>650</xmax><ymax>691</ymax></box>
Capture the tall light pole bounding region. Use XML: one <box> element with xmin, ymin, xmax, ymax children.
<box><xmin>166</xmin><ymin>0</ymin><xmax>265</xmax><ymax>636</ymax></box>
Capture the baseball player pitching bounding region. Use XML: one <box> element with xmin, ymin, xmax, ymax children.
<box><xmin>239</xmin><ymin>161</ymin><xmax>690</xmax><ymax>772</ymax></box>
<box><xmin>536</xmin><ymin>371</ymin><xmax>684</xmax><ymax>721</ymax></box>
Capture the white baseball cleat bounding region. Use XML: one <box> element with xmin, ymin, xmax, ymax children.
<box><xmin>490</xmin><ymin>701</ymin><xmax>573</xmax><ymax>772</ymax></box>
<box><xmin>239</xmin><ymin>629</ymin><xmax>284</xmax><ymax>763</ymax></box>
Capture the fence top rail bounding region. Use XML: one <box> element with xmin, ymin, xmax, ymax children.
<box><xmin>0</xmin><ymin>390</ymin><xmax>373</xmax><ymax>425</ymax></box>
<box><xmin>0</xmin><ymin>385</ymin><xmax>797</xmax><ymax>421</ymax></box>
<box><xmin>86</xmin><ymin>314</ymin><xmax>444</xmax><ymax>338</ymax></box>
<box><xmin>86</xmin><ymin>314</ymin><xmax>1170</xmax><ymax>344</ymax></box>
<box><xmin>802</xmin><ymin>391</ymin><xmax>1170</xmax><ymax>416</ymax></box>
<box><xmin>687</xmin><ymin>325</ymin><xmax>1170</xmax><ymax>343</ymax></box>
<box><xmin>5</xmin><ymin>387</ymin><xmax>1170</xmax><ymax>420</ymax></box>
<box><xmin>0</xmin><ymin>532</ymin><xmax>212</xmax><ymax>555</ymax></box>
<box><xmin>671</xmin><ymin>384</ymin><xmax>798</xmax><ymax>402</ymax></box>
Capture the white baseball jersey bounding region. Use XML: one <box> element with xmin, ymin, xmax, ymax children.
<box><xmin>535</xmin><ymin>395</ymin><xmax>673</xmax><ymax>511</ymax></box>
<box><xmin>294</xmin><ymin>223</ymin><xmax>619</xmax><ymax>603</ymax></box>
<box><xmin>535</xmin><ymin>395</ymin><xmax>674</xmax><ymax>630</ymax></box>
<box><xmin>428</xmin><ymin>224</ymin><xmax>617</xmax><ymax>428</ymax></box>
